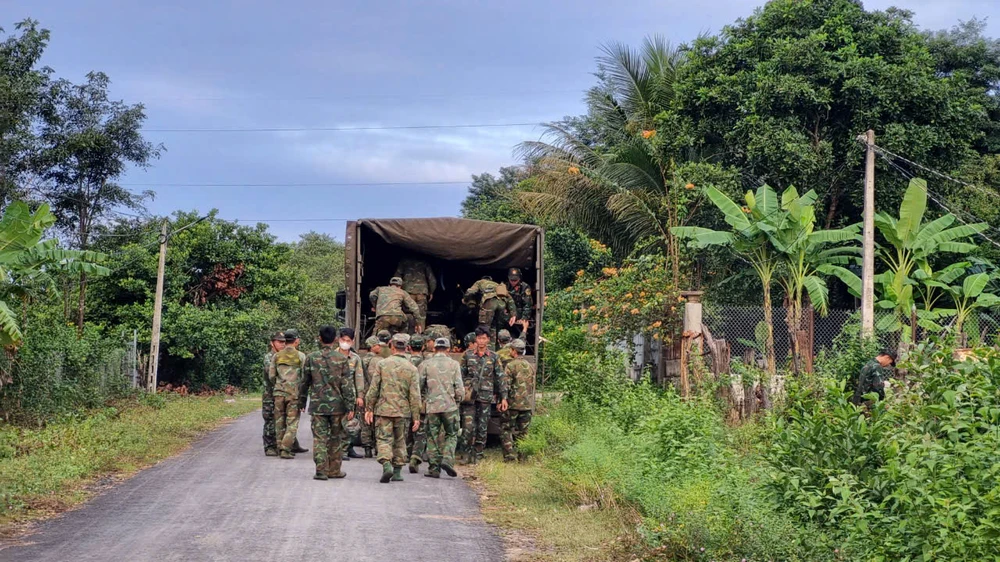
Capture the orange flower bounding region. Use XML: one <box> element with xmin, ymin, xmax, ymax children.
<box><xmin>624</xmin><ymin>292</ymin><xmax>633</xmax><ymax>299</ymax></box>
<box><xmin>652</xmin><ymin>333</ymin><xmax>660</xmax><ymax>340</ymax></box>
<box><xmin>630</xmin><ymin>308</ymin><xmax>640</xmax><ymax>315</ymax></box>
<box><xmin>652</xmin><ymin>320</ymin><xmax>662</xmax><ymax>328</ymax></box>
<box><xmin>576</xmin><ymin>269</ymin><xmax>585</xmax><ymax>278</ymax></box>
<box><xmin>741</xmin><ymin>206</ymin><xmax>751</xmax><ymax>214</ymax></box>
<box><xmin>641</xmin><ymin>129</ymin><xmax>656</xmax><ymax>139</ymax></box>
<box><xmin>591</xmin><ymin>323</ymin><xmax>599</xmax><ymax>332</ymax></box>
<box><xmin>685</xmin><ymin>182</ymin><xmax>695</xmax><ymax>190</ymax></box>
<box><xmin>588</xmin><ymin>305</ymin><xmax>597</xmax><ymax>311</ymax></box>
<box><xmin>678</xmin><ymin>296</ymin><xmax>686</xmax><ymax>302</ymax></box>
<box><xmin>568</xmin><ymin>166</ymin><xmax>581</xmax><ymax>175</ymax></box>
<box><xmin>572</xmin><ymin>309</ymin><xmax>580</xmax><ymax>315</ymax></box>
<box><xmin>602</xmin><ymin>267</ymin><xmax>619</xmax><ymax>277</ymax></box>
<box><xmin>640</xmin><ymin>291</ymin><xmax>646</xmax><ymax>298</ymax></box>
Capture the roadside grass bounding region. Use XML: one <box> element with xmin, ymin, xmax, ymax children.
<box><xmin>0</xmin><ymin>393</ymin><xmax>260</xmax><ymax>529</ymax></box>
<box><xmin>473</xmin><ymin>453</ymin><xmax>642</xmax><ymax>562</ymax></box>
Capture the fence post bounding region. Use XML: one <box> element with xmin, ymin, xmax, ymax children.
<box><xmin>679</xmin><ymin>291</ymin><xmax>705</xmax><ymax>398</ymax></box>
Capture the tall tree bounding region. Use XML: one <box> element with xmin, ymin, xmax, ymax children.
<box><xmin>460</xmin><ymin>166</ymin><xmax>531</xmax><ymax>223</ymax></box>
<box><xmin>677</xmin><ymin>0</ymin><xmax>995</xmax><ymax>229</ymax></box>
<box><xmin>35</xmin><ymin>71</ymin><xmax>161</xmax><ymax>331</ymax></box>
<box><xmin>0</xmin><ymin>20</ymin><xmax>51</xmax><ymax>205</ymax></box>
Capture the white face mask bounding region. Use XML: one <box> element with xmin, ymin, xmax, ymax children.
<box><xmin>339</xmin><ymin>341</ymin><xmax>352</xmax><ymax>351</ymax></box>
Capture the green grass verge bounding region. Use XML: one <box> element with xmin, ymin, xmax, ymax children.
<box><xmin>0</xmin><ymin>393</ymin><xmax>260</xmax><ymax>528</ymax></box>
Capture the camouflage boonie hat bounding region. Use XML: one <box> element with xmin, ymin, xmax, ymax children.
<box><xmin>365</xmin><ymin>336</ymin><xmax>380</xmax><ymax>348</ymax></box>
<box><xmin>497</xmin><ymin>329</ymin><xmax>511</xmax><ymax>342</ymax></box>
<box><xmin>284</xmin><ymin>328</ymin><xmax>300</xmax><ymax>342</ymax></box>
<box><xmin>271</xmin><ymin>331</ymin><xmax>285</xmax><ymax>342</ymax></box>
<box><xmin>391</xmin><ymin>333</ymin><xmax>409</xmax><ymax>347</ymax></box>
<box><xmin>463</xmin><ymin>332</ymin><xmax>476</xmax><ymax>347</ymax></box>
<box><xmin>389</xmin><ymin>276</ymin><xmax>403</xmax><ymax>286</ymax></box>
<box><xmin>377</xmin><ymin>329</ymin><xmax>391</xmax><ymax>343</ymax></box>
<box><xmin>511</xmin><ymin>339</ymin><xmax>526</xmax><ymax>351</ymax></box>
<box><xmin>434</xmin><ymin>337</ymin><xmax>450</xmax><ymax>348</ymax></box>
<box><xmin>508</xmin><ymin>267</ymin><xmax>522</xmax><ymax>280</ymax></box>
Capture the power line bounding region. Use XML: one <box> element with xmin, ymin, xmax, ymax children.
<box><xmin>137</xmin><ymin>90</ymin><xmax>581</xmax><ymax>102</ymax></box>
<box><xmin>141</xmin><ymin>122</ymin><xmax>544</xmax><ymax>133</ymax></box>
<box><xmin>119</xmin><ymin>180</ymin><xmax>470</xmax><ymax>188</ymax></box>
<box><xmin>870</xmin><ymin>143</ymin><xmax>1000</xmax><ymax>200</ymax></box>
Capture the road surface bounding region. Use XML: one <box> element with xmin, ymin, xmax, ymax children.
<box><xmin>0</xmin><ymin>411</ymin><xmax>503</xmax><ymax>562</ymax></box>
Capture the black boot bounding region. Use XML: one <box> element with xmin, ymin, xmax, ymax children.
<box><xmin>364</xmin><ymin>447</ymin><xmax>373</xmax><ymax>458</ymax></box>
<box><xmin>347</xmin><ymin>446</ymin><xmax>363</xmax><ymax>459</ymax></box>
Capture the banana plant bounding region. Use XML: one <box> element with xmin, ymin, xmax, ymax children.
<box><xmin>937</xmin><ymin>272</ymin><xmax>1000</xmax><ymax>337</ymax></box>
<box><xmin>672</xmin><ymin>184</ymin><xmax>781</xmax><ymax>374</ymax></box>
<box><xmin>762</xmin><ymin>186</ymin><xmax>861</xmax><ymax>372</ymax></box>
<box><xmin>875</xmin><ymin>178</ymin><xmax>986</xmax><ymax>337</ymax></box>
<box><xmin>0</xmin><ymin>201</ymin><xmax>109</xmax><ymax>347</ymax></box>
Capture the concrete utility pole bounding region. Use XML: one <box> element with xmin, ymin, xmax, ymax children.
<box><xmin>861</xmin><ymin>129</ymin><xmax>876</xmax><ymax>338</ymax></box>
<box><xmin>147</xmin><ymin>219</ymin><xmax>168</xmax><ymax>392</ymax></box>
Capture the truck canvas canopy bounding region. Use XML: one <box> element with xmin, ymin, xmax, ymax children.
<box><xmin>358</xmin><ymin>218</ymin><xmax>540</xmax><ymax>267</ymax></box>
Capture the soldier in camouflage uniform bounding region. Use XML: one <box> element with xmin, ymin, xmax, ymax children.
<box><xmin>852</xmin><ymin>351</ymin><xmax>896</xmax><ymax>404</ymax></box>
<box><xmin>303</xmin><ymin>326</ymin><xmax>357</xmax><ymax>480</ymax></box>
<box><xmin>332</xmin><ymin>327</ymin><xmax>365</xmax><ymax>460</ymax></box>
<box><xmin>419</xmin><ymin>337</ymin><xmax>464</xmax><ymax>478</ymax></box>
<box><xmin>406</xmin><ymin>334</ymin><xmax>427</xmax><ymax>472</ymax></box>
<box><xmin>459</xmin><ymin>325</ymin><xmax>508</xmax><ymax>464</ymax></box>
<box><xmin>424</xmin><ymin>324</ymin><xmax>452</xmax><ymax>343</ymax></box>
<box><xmin>500</xmin><ymin>339</ymin><xmax>535</xmax><ymax>462</ymax></box>
<box><xmin>496</xmin><ymin>329</ymin><xmax>514</xmax><ymax>367</ymax></box>
<box><xmin>464</xmin><ymin>277</ymin><xmax>516</xmax><ymax>342</ymax></box>
<box><xmin>394</xmin><ymin>258</ymin><xmax>436</xmax><ymax>333</ymax></box>
<box><xmin>365</xmin><ymin>333</ymin><xmax>422</xmax><ymax>484</ymax></box>
<box><xmin>262</xmin><ymin>332</ymin><xmax>285</xmax><ymax>456</ymax></box>
<box><xmin>370</xmin><ymin>277</ymin><xmax>424</xmax><ymax>335</ymax></box>
<box><xmin>268</xmin><ymin>330</ymin><xmax>307</xmax><ymax>459</ymax></box>
<box><xmin>408</xmin><ymin>335</ymin><xmax>426</xmax><ymax>368</ymax></box>
<box><xmin>359</xmin><ymin>336</ymin><xmax>384</xmax><ymax>457</ymax></box>
<box><xmin>377</xmin><ymin>330</ymin><xmax>392</xmax><ymax>358</ymax></box>
<box><xmin>505</xmin><ymin>268</ymin><xmax>534</xmax><ymax>340</ymax></box>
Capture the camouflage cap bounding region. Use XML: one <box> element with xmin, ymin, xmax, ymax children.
<box><xmin>410</xmin><ymin>334</ymin><xmax>425</xmax><ymax>347</ymax></box>
<box><xmin>283</xmin><ymin>328</ymin><xmax>300</xmax><ymax>342</ymax></box>
<box><xmin>511</xmin><ymin>338</ymin><xmax>526</xmax><ymax>351</ymax></box>
<box><xmin>270</xmin><ymin>331</ymin><xmax>285</xmax><ymax>342</ymax></box>
<box><xmin>497</xmin><ymin>329</ymin><xmax>511</xmax><ymax>342</ymax></box>
<box><xmin>434</xmin><ymin>337</ymin><xmax>450</xmax><ymax>349</ymax></box>
<box><xmin>508</xmin><ymin>267</ymin><xmax>522</xmax><ymax>280</ymax></box>
<box><xmin>377</xmin><ymin>329</ymin><xmax>391</xmax><ymax>343</ymax></box>
<box><xmin>365</xmin><ymin>336</ymin><xmax>380</xmax><ymax>348</ymax></box>
<box><xmin>391</xmin><ymin>332</ymin><xmax>409</xmax><ymax>347</ymax></box>
<box><xmin>389</xmin><ymin>276</ymin><xmax>403</xmax><ymax>286</ymax></box>
<box><xmin>463</xmin><ymin>332</ymin><xmax>476</xmax><ymax>346</ymax></box>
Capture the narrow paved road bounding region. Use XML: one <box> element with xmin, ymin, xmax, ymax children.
<box><xmin>0</xmin><ymin>412</ymin><xmax>503</xmax><ymax>562</ymax></box>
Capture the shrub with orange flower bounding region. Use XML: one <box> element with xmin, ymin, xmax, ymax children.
<box><xmin>568</xmin><ymin>166</ymin><xmax>581</xmax><ymax>175</ymax></box>
<box><xmin>641</xmin><ymin>129</ymin><xmax>656</xmax><ymax>139</ymax></box>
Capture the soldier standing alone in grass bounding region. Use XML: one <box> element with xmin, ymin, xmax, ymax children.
<box><xmin>419</xmin><ymin>337</ymin><xmax>464</xmax><ymax>478</ymax></box>
<box><xmin>303</xmin><ymin>326</ymin><xmax>356</xmax><ymax>480</ymax></box>
<box><xmin>365</xmin><ymin>333</ymin><xmax>421</xmax><ymax>484</ymax></box>
<box><xmin>261</xmin><ymin>332</ymin><xmax>285</xmax><ymax>457</ymax></box>
<box><xmin>500</xmin><ymin>339</ymin><xmax>535</xmax><ymax>462</ymax></box>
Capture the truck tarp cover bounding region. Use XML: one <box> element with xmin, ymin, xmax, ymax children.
<box><xmin>359</xmin><ymin>218</ymin><xmax>539</xmax><ymax>267</ymax></box>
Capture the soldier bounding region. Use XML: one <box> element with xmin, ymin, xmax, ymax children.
<box><xmin>408</xmin><ymin>335</ymin><xmax>425</xmax><ymax>368</ymax></box>
<box><xmin>394</xmin><ymin>258</ymin><xmax>436</xmax><ymax>333</ymax></box>
<box><xmin>377</xmin><ymin>330</ymin><xmax>392</xmax><ymax>358</ymax></box>
<box><xmin>283</xmin><ymin>330</ymin><xmax>309</xmax><ymax>455</ymax></box>
<box><xmin>370</xmin><ymin>277</ymin><xmax>424</xmax><ymax>335</ymax></box>
<box><xmin>459</xmin><ymin>325</ymin><xmax>508</xmax><ymax>464</ymax></box>
<box><xmin>333</xmin><ymin>327</ymin><xmax>365</xmax><ymax>461</ymax></box>
<box><xmin>500</xmin><ymin>339</ymin><xmax>535</xmax><ymax>462</ymax></box>
<box><xmin>463</xmin><ymin>332</ymin><xmax>476</xmax><ymax>351</ymax></box>
<box><xmin>852</xmin><ymin>350</ymin><xmax>896</xmax><ymax>404</ymax></box>
<box><xmin>359</xmin><ymin>335</ymin><xmax>383</xmax><ymax>458</ymax></box>
<box><xmin>268</xmin><ymin>330</ymin><xmax>307</xmax><ymax>459</ymax></box>
<box><xmin>505</xmin><ymin>267</ymin><xmax>533</xmax><ymax>340</ymax></box>
<box><xmin>303</xmin><ymin>326</ymin><xmax>356</xmax><ymax>480</ymax></box>
<box><xmin>365</xmin><ymin>333</ymin><xmax>421</xmax><ymax>484</ymax></box>
<box><xmin>262</xmin><ymin>332</ymin><xmax>285</xmax><ymax>457</ymax></box>
<box><xmin>419</xmin><ymin>337</ymin><xmax>464</xmax><ymax>478</ymax></box>
<box><xmin>496</xmin><ymin>329</ymin><xmax>514</xmax><ymax>367</ymax></box>
<box><xmin>406</xmin><ymin>333</ymin><xmax>427</xmax><ymax>472</ymax></box>
<box><xmin>424</xmin><ymin>324</ymin><xmax>452</xmax><ymax>342</ymax></box>
<box><xmin>464</xmin><ymin>277</ymin><xmax>516</xmax><ymax>342</ymax></box>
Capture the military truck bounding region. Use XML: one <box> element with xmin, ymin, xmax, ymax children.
<box><xmin>336</xmin><ymin>218</ymin><xmax>543</xmax><ymax>437</ymax></box>
<box><xmin>337</xmin><ymin>217</ymin><xmax>544</xmax><ymax>357</ymax></box>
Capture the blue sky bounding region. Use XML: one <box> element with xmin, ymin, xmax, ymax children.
<box><xmin>7</xmin><ymin>0</ymin><xmax>998</xmax><ymax>241</ymax></box>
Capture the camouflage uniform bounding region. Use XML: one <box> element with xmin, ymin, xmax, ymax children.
<box><xmin>303</xmin><ymin>346</ymin><xmax>356</xmax><ymax>477</ymax></box>
<box><xmin>359</xmin><ymin>343</ymin><xmax>383</xmax><ymax>450</ymax></box>
<box><xmin>506</xmin><ymin>275</ymin><xmax>534</xmax><ymax>339</ymax></box>
<box><xmin>395</xmin><ymin>259</ymin><xmax>436</xmax><ymax>332</ymax></box>
<box><xmin>501</xmin><ymin>354</ymin><xmax>535</xmax><ymax>461</ymax></box>
<box><xmin>268</xmin><ymin>346</ymin><xmax>307</xmax><ymax>456</ymax></box>
<box><xmin>366</xmin><ymin>354</ymin><xmax>421</xmax><ymax>467</ymax></box>
<box><xmin>496</xmin><ymin>332</ymin><xmax>514</xmax><ymax>367</ymax></box>
<box><xmin>424</xmin><ymin>324</ymin><xmax>452</xmax><ymax>342</ymax></box>
<box><xmin>405</xmin><ymin>337</ymin><xmax>427</xmax><ymax>464</ymax></box>
<box><xmin>853</xmin><ymin>359</ymin><xmax>892</xmax><ymax>403</ymax></box>
<box><xmin>464</xmin><ymin>279</ymin><xmax>516</xmax><ymax>341</ymax></box>
<box><xmin>339</xmin><ymin>350</ymin><xmax>364</xmax><ymax>454</ymax></box>
<box><xmin>262</xmin><ymin>350</ymin><xmax>278</xmax><ymax>454</ymax></box>
<box><xmin>460</xmin><ymin>347</ymin><xmax>506</xmax><ymax>461</ymax></box>
<box><xmin>370</xmin><ymin>282</ymin><xmax>424</xmax><ymax>334</ymax></box>
<box><xmin>420</xmin><ymin>350</ymin><xmax>464</xmax><ymax>474</ymax></box>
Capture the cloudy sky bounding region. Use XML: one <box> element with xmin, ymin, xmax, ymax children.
<box><xmin>6</xmin><ymin>0</ymin><xmax>998</xmax><ymax>240</ymax></box>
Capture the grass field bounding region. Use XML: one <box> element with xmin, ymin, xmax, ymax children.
<box><xmin>0</xmin><ymin>393</ymin><xmax>260</xmax><ymax>530</ymax></box>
